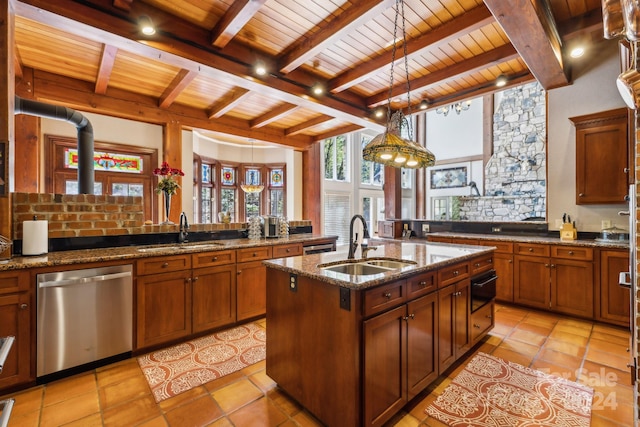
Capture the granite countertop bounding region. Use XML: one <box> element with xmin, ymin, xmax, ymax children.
<box><xmin>427</xmin><ymin>232</ymin><xmax>629</xmax><ymax>249</ymax></box>
<box><xmin>0</xmin><ymin>234</ymin><xmax>337</xmax><ymax>271</ymax></box>
<box><xmin>263</xmin><ymin>239</ymin><xmax>494</xmax><ymax>290</ymax></box>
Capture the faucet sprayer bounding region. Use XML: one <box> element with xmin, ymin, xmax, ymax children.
<box><xmin>179</xmin><ymin>212</ymin><xmax>189</xmax><ymax>243</ymax></box>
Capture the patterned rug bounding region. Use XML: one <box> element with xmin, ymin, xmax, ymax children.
<box><xmin>138</xmin><ymin>322</ymin><xmax>266</xmax><ymax>402</ymax></box>
<box><xmin>426</xmin><ymin>352</ymin><xmax>593</xmax><ymax>426</ymax></box>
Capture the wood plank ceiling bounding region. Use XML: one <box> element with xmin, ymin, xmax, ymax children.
<box><xmin>13</xmin><ymin>0</ymin><xmax>604</xmax><ymax>150</ymax></box>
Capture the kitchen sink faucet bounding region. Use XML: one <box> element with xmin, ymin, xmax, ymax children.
<box><xmin>348</xmin><ymin>214</ymin><xmax>373</xmax><ymax>259</ymax></box>
<box><xmin>179</xmin><ymin>212</ymin><xmax>189</xmax><ymax>243</ymax></box>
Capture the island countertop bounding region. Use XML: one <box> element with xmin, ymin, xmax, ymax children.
<box><xmin>263</xmin><ymin>238</ymin><xmax>494</xmax><ymax>289</ymax></box>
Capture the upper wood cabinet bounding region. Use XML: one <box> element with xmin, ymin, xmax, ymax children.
<box><xmin>570</xmin><ymin>108</ymin><xmax>631</xmax><ymax>204</ymax></box>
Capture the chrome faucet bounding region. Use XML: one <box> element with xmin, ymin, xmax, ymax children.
<box><xmin>347</xmin><ymin>214</ymin><xmax>370</xmax><ymax>259</ymax></box>
<box><xmin>179</xmin><ymin>212</ymin><xmax>189</xmax><ymax>243</ymax></box>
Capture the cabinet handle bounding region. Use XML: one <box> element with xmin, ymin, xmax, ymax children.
<box><xmin>474</xmin><ymin>323</ymin><xmax>481</xmax><ymax>328</ymax></box>
<box><xmin>528</xmin><ymin>248</ymin><xmax>534</xmax><ymax>252</ymax></box>
<box><xmin>253</xmin><ymin>252</ymin><xmax>257</xmax><ymax>257</ymax></box>
<box><xmin>453</xmin><ymin>270</ymin><xmax>459</xmax><ymax>276</ymax></box>
<box><xmin>579</xmin><ymin>193</ymin><xmax>584</xmax><ymax>197</ymax></box>
<box><xmin>624</xmin><ymin>167</ymin><xmax>630</xmax><ymax>173</ymax></box>
<box><xmin>453</xmin><ymin>291</ymin><xmax>461</xmax><ymax>296</ymax></box>
<box><xmin>486</xmin><ymin>314</ymin><xmax>492</xmax><ymax>319</ymax></box>
<box><xmin>162</xmin><ymin>262</ymin><xmax>169</xmax><ymax>268</ymax></box>
<box><xmin>550</xmin><ymin>264</ymin><xmax>555</xmax><ymax>268</ymax></box>
<box><xmin>419</xmin><ymin>281</ymin><xmax>427</xmax><ymax>288</ymax></box>
<box><xmin>186</xmin><ymin>278</ymin><xmax>191</xmax><ymax>283</ymax></box>
<box><xmin>489</xmin><ymin>258</ymin><xmax>492</xmax><ymax>263</ymax></box>
<box><xmin>568</xmin><ymin>251</ymin><xmax>574</xmax><ymax>255</ymax></box>
<box><xmin>545</xmin><ymin>263</ymin><xmax>550</xmax><ymax>268</ymax></box>
<box><xmin>408</xmin><ymin>313</ymin><xmax>415</xmax><ymax>320</ymax></box>
<box><xmin>193</xmin><ymin>276</ymin><xmax>199</xmax><ymax>282</ymax></box>
<box><xmin>20</xmin><ymin>304</ymin><xmax>27</xmax><ymax>310</ymax></box>
<box><xmin>237</xmin><ymin>270</ymin><xmax>242</xmax><ymax>275</ymax></box>
<box><xmin>508</xmin><ymin>259</ymin><xmax>513</xmax><ymax>263</ymax></box>
<box><xmin>212</xmin><ymin>256</ymin><xmax>218</xmax><ymax>261</ymax></box>
<box><xmin>384</xmin><ymin>292</ymin><xmax>392</xmax><ymax>299</ymax></box>
<box><xmin>475</xmin><ymin>263</ymin><xmax>480</xmax><ymax>268</ymax></box>
<box><xmin>286</xmin><ymin>248</ymin><xmax>290</xmax><ymax>252</ymax></box>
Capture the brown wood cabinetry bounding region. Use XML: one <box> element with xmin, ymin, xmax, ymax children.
<box><xmin>236</xmin><ymin>246</ymin><xmax>272</xmax><ymax>321</ymax></box>
<box><xmin>438</xmin><ymin>278</ymin><xmax>470</xmax><ymax>373</ymax></box>
<box><xmin>0</xmin><ymin>270</ymin><xmax>32</xmax><ymax>390</ymax></box>
<box><xmin>598</xmin><ymin>249</ymin><xmax>631</xmax><ymax>327</ymax></box>
<box><xmin>471</xmin><ymin>301</ymin><xmax>494</xmax><ymax>344</ymax></box>
<box><xmin>363</xmin><ymin>292</ymin><xmax>438</xmax><ymax>427</ymax></box>
<box><xmin>514</xmin><ymin>244</ymin><xmax>594</xmax><ymax>318</ymax></box>
<box><xmin>570</xmin><ymin>108</ymin><xmax>630</xmax><ymax>204</ymax></box>
<box><xmin>192</xmin><ymin>264</ymin><xmax>236</xmax><ymax>333</ymax></box>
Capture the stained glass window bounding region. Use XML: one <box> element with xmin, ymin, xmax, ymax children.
<box><xmin>202</xmin><ymin>164</ymin><xmax>211</xmax><ymax>183</ymax></box>
<box><xmin>245</xmin><ymin>168</ymin><xmax>261</xmax><ymax>185</ymax></box>
<box><xmin>270</xmin><ymin>169</ymin><xmax>284</xmax><ymax>187</ymax></box>
<box><xmin>221</xmin><ymin>167</ymin><xmax>235</xmax><ymax>185</ymax></box>
<box><xmin>64</xmin><ymin>148</ymin><xmax>143</xmax><ymax>174</ymax></box>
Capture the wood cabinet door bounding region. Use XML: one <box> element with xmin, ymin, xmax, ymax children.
<box><xmin>192</xmin><ymin>265</ymin><xmax>237</xmax><ymax>333</ymax></box>
<box><xmin>363</xmin><ymin>305</ymin><xmax>407</xmax><ymax>427</ymax></box>
<box><xmin>514</xmin><ymin>255</ymin><xmax>550</xmax><ymax>310</ymax></box>
<box><xmin>0</xmin><ymin>292</ymin><xmax>32</xmax><ymax>389</ymax></box>
<box><xmin>236</xmin><ymin>260</ymin><xmax>267</xmax><ymax>321</ymax></box>
<box><xmin>551</xmin><ymin>259</ymin><xmax>594</xmax><ymax>318</ymax></box>
<box><xmin>454</xmin><ymin>280</ymin><xmax>471</xmax><ymax>359</ymax></box>
<box><xmin>494</xmin><ymin>252</ymin><xmax>514</xmax><ymax>302</ymax></box>
<box><xmin>598</xmin><ymin>250</ymin><xmax>631</xmax><ymax>327</ymax></box>
<box><xmin>136</xmin><ymin>270</ymin><xmax>192</xmax><ymax>350</ymax></box>
<box><xmin>406</xmin><ymin>293</ymin><xmax>438</xmax><ymax>400</ymax></box>
<box><xmin>438</xmin><ymin>284</ymin><xmax>455</xmax><ymax>373</ymax></box>
<box><xmin>573</xmin><ymin>110</ymin><xmax>628</xmax><ymax>204</ymax></box>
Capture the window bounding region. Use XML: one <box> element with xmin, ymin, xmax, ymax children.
<box><xmin>324</xmin><ymin>193</ymin><xmax>351</xmax><ymax>244</ymax></box>
<box><xmin>220</xmin><ymin>165</ymin><xmax>237</xmax><ymax>221</ymax></box>
<box><xmin>242</xmin><ymin>166</ymin><xmax>263</xmax><ymax>219</ymax></box>
<box><xmin>47</xmin><ymin>135</ymin><xmax>157</xmax><ymax>221</ymax></box>
<box><xmin>268</xmin><ymin>166</ymin><xmax>286</xmax><ymax>217</ymax></box>
<box><xmin>361</xmin><ymin>135</ymin><xmax>383</xmax><ymax>186</ymax></box>
<box><xmin>324</xmin><ymin>135</ymin><xmax>348</xmax><ymax>181</ymax></box>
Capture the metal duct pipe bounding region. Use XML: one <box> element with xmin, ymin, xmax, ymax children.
<box><xmin>14</xmin><ymin>96</ymin><xmax>94</xmax><ymax>194</ymax></box>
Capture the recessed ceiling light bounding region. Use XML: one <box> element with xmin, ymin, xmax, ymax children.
<box><xmin>254</xmin><ymin>61</ymin><xmax>267</xmax><ymax>76</ymax></box>
<box><xmin>495</xmin><ymin>75</ymin><xmax>508</xmax><ymax>87</ymax></box>
<box><xmin>139</xmin><ymin>15</ymin><xmax>156</xmax><ymax>35</ymax></box>
<box><xmin>312</xmin><ymin>83</ymin><xmax>324</xmax><ymax>96</ymax></box>
<box><xmin>570</xmin><ymin>46</ymin><xmax>585</xmax><ymax>58</ymax></box>
<box><xmin>374</xmin><ymin>108</ymin><xmax>385</xmax><ymax>118</ymax></box>
<box><xmin>419</xmin><ymin>100</ymin><xmax>428</xmax><ymax>110</ymax></box>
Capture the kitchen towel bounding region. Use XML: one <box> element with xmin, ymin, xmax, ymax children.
<box><xmin>22</xmin><ymin>219</ymin><xmax>48</xmax><ymax>255</ymax></box>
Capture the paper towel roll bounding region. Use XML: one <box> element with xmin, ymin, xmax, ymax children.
<box><xmin>23</xmin><ymin>220</ymin><xmax>48</xmax><ymax>255</ymax></box>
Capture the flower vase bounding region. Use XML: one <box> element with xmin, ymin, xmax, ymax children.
<box><xmin>162</xmin><ymin>190</ymin><xmax>174</xmax><ymax>225</ymax></box>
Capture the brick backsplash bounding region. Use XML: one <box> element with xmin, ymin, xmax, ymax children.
<box><xmin>10</xmin><ymin>192</ymin><xmax>311</xmax><ymax>239</ymax></box>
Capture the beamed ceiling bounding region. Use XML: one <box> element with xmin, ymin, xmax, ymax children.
<box><xmin>13</xmin><ymin>0</ymin><xmax>605</xmax><ymax>150</ymax></box>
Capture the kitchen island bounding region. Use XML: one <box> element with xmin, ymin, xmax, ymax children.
<box><xmin>263</xmin><ymin>239</ymin><xmax>495</xmax><ymax>427</ymax></box>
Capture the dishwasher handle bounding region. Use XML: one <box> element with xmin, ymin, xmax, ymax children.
<box><xmin>38</xmin><ymin>271</ymin><xmax>132</xmax><ymax>288</ymax></box>
<box><xmin>0</xmin><ymin>399</ymin><xmax>15</xmax><ymax>427</ymax></box>
<box><xmin>0</xmin><ymin>336</ymin><xmax>14</xmax><ymax>374</ymax></box>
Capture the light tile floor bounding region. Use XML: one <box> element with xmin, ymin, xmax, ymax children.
<box><xmin>0</xmin><ymin>306</ymin><xmax>634</xmax><ymax>426</ymax></box>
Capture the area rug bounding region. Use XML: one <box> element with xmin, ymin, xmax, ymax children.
<box><xmin>426</xmin><ymin>352</ymin><xmax>593</xmax><ymax>426</ymax></box>
<box><xmin>138</xmin><ymin>322</ymin><xmax>266</xmax><ymax>402</ymax></box>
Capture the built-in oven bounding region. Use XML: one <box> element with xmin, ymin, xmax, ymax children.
<box><xmin>470</xmin><ymin>269</ymin><xmax>497</xmax><ymax>312</ymax></box>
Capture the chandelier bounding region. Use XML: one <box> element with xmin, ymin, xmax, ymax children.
<box><xmin>362</xmin><ymin>0</ymin><xmax>436</xmax><ymax>169</ymax></box>
<box><xmin>240</xmin><ymin>140</ymin><xmax>264</xmax><ymax>193</ymax></box>
<box><xmin>436</xmin><ymin>100</ymin><xmax>472</xmax><ymax>116</ymax></box>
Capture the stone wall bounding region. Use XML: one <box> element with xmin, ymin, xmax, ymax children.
<box><xmin>459</xmin><ymin>82</ymin><xmax>546</xmax><ymax>221</ymax></box>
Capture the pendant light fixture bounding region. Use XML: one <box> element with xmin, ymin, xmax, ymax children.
<box><xmin>363</xmin><ymin>0</ymin><xmax>435</xmax><ymax>169</ymax></box>
<box><xmin>241</xmin><ymin>140</ymin><xmax>264</xmax><ymax>193</ymax></box>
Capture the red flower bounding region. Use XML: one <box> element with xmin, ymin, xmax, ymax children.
<box><xmin>153</xmin><ymin>161</ymin><xmax>184</xmax><ymax>177</ymax></box>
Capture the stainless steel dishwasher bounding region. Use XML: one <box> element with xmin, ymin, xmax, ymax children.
<box><xmin>37</xmin><ymin>264</ymin><xmax>133</xmax><ymax>378</ymax></box>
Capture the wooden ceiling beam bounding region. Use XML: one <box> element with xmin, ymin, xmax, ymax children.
<box><xmin>112</xmin><ymin>0</ymin><xmax>132</xmax><ymax>12</ymax></box>
<box><xmin>16</xmin><ymin>0</ymin><xmax>383</xmax><ymax>132</ymax></box>
<box><xmin>210</xmin><ymin>0</ymin><xmax>266</xmax><ymax>49</ymax></box>
<box><xmin>366</xmin><ymin>44</ymin><xmax>519</xmax><ymax>107</ymax></box>
<box><xmin>279</xmin><ymin>0</ymin><xmax>394</xmax><ymax>74</ymax></box>
<box><xmin>31</xmin><ymin>69</ymin><xmax>314</xmax><ymax>150</ymax></box>
<box><xmin>285</xmin><ymin>114</ymin><xmax>334</xmax><ymax>136</ymax></box>
<box><xmin>484</xmin><ymin>0</ymin><xmax>569</xmax><ymax>90</ymax></box>
<box><xmin>94</xmin><ymin>44</ymin><xmax>117</xmax><ymax>95</ymax></box>
<box><xmin>329</xmin><ymin>4</ymin><xmax>495</xmax><ymax>93</ymax></box>
<box><xmin>14</xmin><ymin>45</ymin><xmax>22</xmax><ymax>80</ymax></box>
<box><xmin>159</xmin><ymin>68</ymin><xmax>198</xmax><ymax>108</ymax></box>
<box><xmin>557</xmin><ymin>7</ymin><xmax>603</xmax><ymax>41</ymax></box>
<box><xmin>250</xmin><ymin>103</ymin><xmax>299</xmax><ymax>129</ymax></box>
<box><xmin>315</xmin><ymin>124</ymin><xmax>363</xmax><ymax>142</ymax></box>
<box><xmin>207</xmin><ymin>88</ymin><xmax>250</xmax><ymax>119</ymax></box>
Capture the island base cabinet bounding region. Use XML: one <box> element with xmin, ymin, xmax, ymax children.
<box><xmin>438</xmin><ymin>279</ymin><xmax>470</xmax><ymax>373</ymax></box>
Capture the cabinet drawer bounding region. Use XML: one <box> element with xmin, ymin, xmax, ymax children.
<box><xmin>476</xmin><ymin>240</ymin><xmax>513</xmax><ymax>254</ymax></box>
<box><xmin>471</xmin><ymin>301</ymin><xmax>494</xmax><ymax>343</ymax></box>
<box><xmin>406</xmin><ymin>271</ymin><xmax>436</xmax><ymax>299</ymax></box>
<box><xmin>551</xmin><ymin>246</ymin><xmax>593</xmax><ymax>261</ymax></box>
<box><xmin>363</xmin><ymin>280</ymin><xmax>405</xmax><ymax>317</ymax></box>
<box><xmin>470</xmin><ymin>255</ymin><xmax>494</xmax><ymax>275</ymax></box>
<box><xmin>515</xmin><ymin>243</ymin><xmax>550</xmax><ymax>257</ymax></box>
<box><xmin>438</xmin><ymin>263</ymin><xmax>469</xmax><ymax>288</ymax></box>
<box><xmin>272</xmin><ymin>243</ymin><xmax>303</xmax><ymax>258</ymax></box>
<box><xmin>192</xmin><ymin>250</ymin><xmax>236</xmax><ymax>268</ymax></box>
<box><xmin>136</xmin><ymin>255</ymin><xmax>191</xmax><ymax>275</ymax></box>
<box><xmin>0</xmin><ymin>270</ymin><xmax>29</xmax><ymax>294</ymax></box>
<box><xmin>236</xmin><ymin>246</ymin><xmax>273</xmax><ymax>262</ymax></box>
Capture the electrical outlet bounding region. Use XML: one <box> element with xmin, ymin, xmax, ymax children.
<box><xmin>555</xmin><ymin>219</ymin><xmax>563</xmax><ymax>229</ymax></box>
<box><xmin>601</xmin><ymin>219</ymin><xmax>612</xmax><ymax>229</ymax></box>
<box><xmin>422</xmin><ymin>224</ymin><xmax>430</xmax><ymax>233</ymax></box>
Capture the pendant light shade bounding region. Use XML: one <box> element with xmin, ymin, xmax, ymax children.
<box><xmin>363</xmin><ymin>0</ymin><xmax>435</xmax><ymax>169</ymax></box>
<box><xmin>241</xmin><ymin>140</ymin><xmax>264</xmax><ymax>193</ymax></box>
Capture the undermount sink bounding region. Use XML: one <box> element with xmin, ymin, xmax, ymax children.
<box><xmin>137</xmin><ymin>243</ymin><xmax>224</xmax><ymax>253</ymax></box>
<box><xmin>318</xmin><ymin>258</ymin><xmax>417</xmax><ymax>276</ymax></box>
